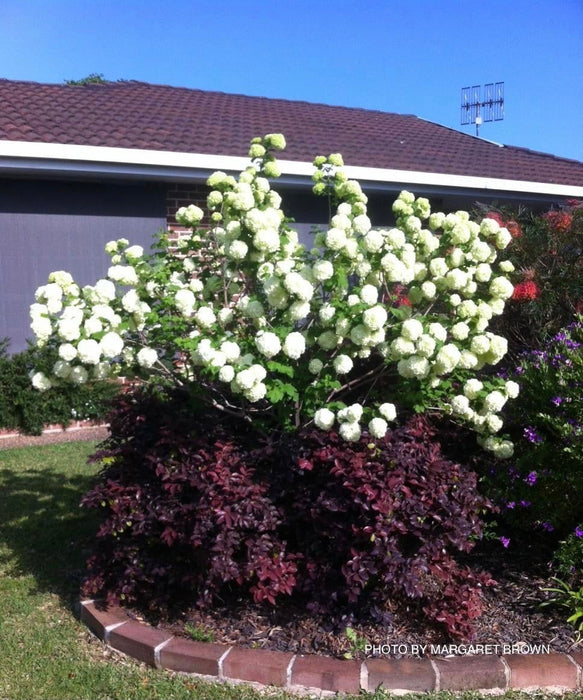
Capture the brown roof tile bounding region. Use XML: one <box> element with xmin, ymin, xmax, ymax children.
<box><xmin>1</xmin><ymin>78</ymin><xmax>582</xmax><ymax>186</ymax></box>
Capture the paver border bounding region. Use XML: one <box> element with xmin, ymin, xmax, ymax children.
<box><xmin>79</xmin><ymin>600</ymin><xmax>583</xmax><ymax>695</ymax></box>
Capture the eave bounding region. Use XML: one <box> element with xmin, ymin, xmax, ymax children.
<box><xmin>1</xmin><ymin>140</ymin><xmax>582</xmax><ymax>202</ymax></box>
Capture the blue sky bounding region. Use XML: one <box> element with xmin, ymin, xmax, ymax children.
<box><xmin>1</xmin><ymin>0</ymin><xmax>582</xmax><ymax>162</ymax></box>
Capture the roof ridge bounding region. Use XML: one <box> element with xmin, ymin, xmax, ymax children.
<box><xmin>0</xmin><ymin>77</ymin><xmax>416</xmax><ymax>119</ymax></box>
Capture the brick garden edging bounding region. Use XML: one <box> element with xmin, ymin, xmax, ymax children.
<box><xmin>80</xmin><ymin>600</ymin><xmax>583</xmax><ymax>695</ymax></box>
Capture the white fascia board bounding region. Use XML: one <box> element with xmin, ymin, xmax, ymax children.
<box><xmin>1</xmin><ymin>140</ymin><xmax>582</xmax><ymax>198</ymax></box>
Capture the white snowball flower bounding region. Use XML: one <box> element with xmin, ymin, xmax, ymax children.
<box><xmin>125</xmin><ymin>245</ymin><xmax>144</xmax><ymax>260</ymax></box>
<box><xmin>458</xmin><ymin>350</ymin><xmax>479</xmax><ymax>369</ymax></box>
<box><xmin>319</xmin><ymin>304</ymin><xmax>336</xmax><ymax>324</ymax></box>
<box><xmin>220</xmin><ymin>341</ymin><xmax>241</xmax><ymax>362</ymax></box>
<box><xmin>218</xmin><ymin>307</ymin><xmax>234</xmax><ymax>326</ymax></box>
<box><xmin>368</xmin><ymin>417</ymin><xmax>388</xmax><ymax>439</ymax></box>
<box><xmin>137</xmin><ymin>347</ymin><xmax>158</xmax><ymax>369</ymax></box>
<box><xmin>505</xmin><ymin>380</ymin><xmax>520</xmax><ymax>399</ymax></box>
<box><xmin>312</xmin><ymin>259</ymin><xmax>334</xmax><ymax>281</ymax></box>
<box><xmin>401</xmin><ymin>318</ymin><xmax>424</xmax><ymax>342</ymax></box>
<box><xmin>428</xmin><ymin>323</ymin><xmax>447</xmax><ymax>342</ymax></box>
<box><xmin>379</xmin><ymin>403</ymin><xmax>397</xmax><ymax>421</ymax></box>
<box><xmin>360</xmin><ymin>285</ymin><xmax>379</xmax><ymax>306</ymax></box>
<box><xmin>314</xmin><ymin>407</ymin><xmax>335</xmax><ymax>430</ymax></box>
<box><xmin>489</xmin><ymin>277</ymin><xmax>514</xmax><ymax>300</ymax></box>
<box><xmin>495</xmin><ymin>228</ymin><xmax>512</xmax><ymax>249</ymax></box>
<box><xmin>317</xmin><ymin>331</ymin><xmax>338</xmax><ymax>350</ymax></box>
<box><xmin>499</xmin><ymin>260</ymin><xmax>515</xmax><ymax>273</ymax></box>
<box><xmin>338</xmin><ymin>403</ymin><xmax>363</xmax><ymax>423</ymax></box>
<box><xmin>486</xmin><ymin>414</ymin><xmax>504</xmax><ymax>433</ymax></box>
<box><xmin>451</xmin><ymin>395</ymin><xmax>473</xmax><ymax>418</ymax></box>
<box><xmin>100</xmin><ymin>331</ymin><xmax>124</xmax><ymax>359</ymax></box>
<box><xmin>483</xmin><ymin>390</ymin><xmax>507</xmax><ymax>413</ymax></box>
<box><xmin>256</xmin><ymin>331</ymin><xmax>281</xmax><ymax>358</ymax></box>
<box><xmin>475</xmin><ymin>263</ymin><xmax>493</xmax><ymax>283</ymax></box>
<box><xmin>309</xmin><ymin>358</ymin><xmax>324</xmax><ymax>374</ymax></box>
<box><xmin>434</xmin><ymin>344</ymin><xmax>461</xmax><ymax>374</ymax></box>
<box><xmin>57</xmin><ymin>318</ymin><xmax>81</xmax><ymax>342</ymax></box>
<box><xmin>390</xmin><ymin>337</ymin><xmax>416</xmax><ymax>358</ymax></box>
<box><xmin>398</xmin><ymin>355</ymin><xmax>430</xmax><ymax>379</ymax></box>
<box><xmin>228</xmin><ymin>240</ymin><xmax>248</xmax><ymax>260</ymax></box>
<box><xmin>32</xmin><ymin>371</ymin><xmax>52</xmax><ymax>391</ymax></box>
<box><xmin>463</xmin><ymin>378</ymin><xmax>483</xmax><ymax>400</ymax></box>
<box><xmin>94</xmin><ymin>279</ymin><xmax>116</xmax><ymax>302</ymax></box>
<box><xmin>471</xmin><ymin>335</ymin><xmax>491</xmax><ymax>355</ymax></box>
<box><xmin>218</xmin><ymin>365</ymin><xmax>235</xmax><ymax>383</ymax></box>
<box><xmin>77</xmin><ymin>339</ymin><xmax>102</xmax><ymax>365</ymax></box>
<box><xmin>353</xmin><ymin>214</ymin><xmax>372</xmax><ymax>235</ymax></box>
<box><xmin>288</xmin><ymin>301</ymin><xmax>311</xmax><ymax>321</ymax></box>
<box><xmin>333</xmin><ymin>354</ymin><xmax>353</xmax><ymax>375</ymax></box>
<box><xmin>325</xmin><ymin>227</ymin><xmax>347</xmax><ymax>251</ymax></box>
<box><xmin>31</xmin><ymin>316</ymin><xmax>53</xmax><ymax>343</ymax></box>
<box><xmin>175</xmin><ymin>288</ymin><xmax>196</xmax><ymax>316</ymax></box>
<box><xmin>283</xmin><ymin>332</ymin><xmax>306</xmax><ymax>360</ymax></box>
<box><xmin>416</xmin><ymin>334</ymin><xmax>436</xmax><ymax>357</ymax></box>
<box><xmin>108</xmin><ymin>265</ymin><xmax>138</xmax><ymax>286</ymax></box>
<box><xmin>363</xmin><ymin>230</ymin><xmax>384</xmax><ymax>253</ymax></box>
<box><xmin>195</xmin><ymin>306</ymin><xmax>217</xmax><ymax>328</ymax></box>
<box><xmin>363</xmin><ymin>305</ymin><xmax>388</xmax><ymax>331</ymax></box>
<box><xmin>176</xmin><ymin>204</ymin><xmax>204</xmax><ymax>225</ymax></box>
<box><xmin>70</xmin><ymin>366</ymin><xmax>89</xmax><ymax>385</ymax></box>
<box><xmin>421</xmin><ymin>281</ymin><xmax>436</xmax><ymax>299</ymax></box>
<box><xmin>451</xmin><ymin>322</ymin><xmax>470</xmax><ymax>341</ymax></box>
<box><xmin>339</xmin><ymin>421</ymin><xmax>361</xmax><ymax>442</ymax></box>
<box><xmin>58</xmin><ymin>343</ymin><xmax>77</xmax><ymax>362</ymax></box>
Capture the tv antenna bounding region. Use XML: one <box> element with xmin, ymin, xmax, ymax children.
<box><xmin>461</xmin><ymin>82</ymin><xmax>504</xmax><ymax>136</ymax></box>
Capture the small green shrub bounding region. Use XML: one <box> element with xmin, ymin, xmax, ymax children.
<box><xmin>0</xmin><ymin>340</ymin><xmax>119</xmax><ymax>434</ymax></box>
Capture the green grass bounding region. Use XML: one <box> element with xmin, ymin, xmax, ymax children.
<box><xmin>0</xmin><ymin>441</ymin><xmax>579</xmax><ymax>700</ymax></box>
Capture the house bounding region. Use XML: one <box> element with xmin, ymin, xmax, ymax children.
<box><xmin>1</xmin><ymin>78</ymin><xmax>582</xmax><ymax>351</ymax></box>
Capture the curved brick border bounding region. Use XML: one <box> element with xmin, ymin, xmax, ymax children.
<box><xmin>79</xmin><ymin>600</ymin><xmax>583</xmax><ymax>694</ymax></box>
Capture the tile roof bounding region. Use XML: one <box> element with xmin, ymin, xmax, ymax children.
<box><xmin>1</xmin><ymin>78</ymin><xmax>582</xmax><ymax>187</ymax></box>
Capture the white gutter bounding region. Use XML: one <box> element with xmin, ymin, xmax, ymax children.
<box><xmin>1</xmin><ymin>140</ymin><xmax>582</xmax><ymax>198</ymax></box>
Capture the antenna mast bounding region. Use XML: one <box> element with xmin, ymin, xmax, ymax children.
<box><xmin>461</xmin><ymin>82</ymin><xmax>504</xmax><ymax>136</ymax></box>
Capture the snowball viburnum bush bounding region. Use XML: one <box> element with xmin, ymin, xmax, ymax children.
<box><xmin>29</xmin><ymin>134</ymin><xmax>517</xmax><ymax>454</ymax></box>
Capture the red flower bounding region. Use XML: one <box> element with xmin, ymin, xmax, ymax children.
<box><xmin>506</xmin><ymin>220</ymin><xmax>523</xmax><ymax>238</ymax></box>
<box><xmin>512</xmin><ymin>281</ymin><xmax>540</xmax><ymax>302</ymax></box>
<box><xmin>543</xmin><ymin>211</ymin><xmax>572</xmax><ymax>233</ymax></box>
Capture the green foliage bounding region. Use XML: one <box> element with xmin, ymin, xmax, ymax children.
<box><xmin>64</xmin><ymin>73</ymin><xmax>107</xmax><ymax>86</ymax></box>
<box><xmin>0</xmin><ymin>340</ymin><xmax>118</xmax><ymax>434</ymax></box>
<box><xmin>184</xmin><ymin>623</ymin><xmax>214</xmax><ymax>643</ymax></box>
<box><xmin>552</xmin><ymin>532</ymin><xmax>583</xmax><ymax>582</ymax></box>
<box><xmin>540</xmin><ymin>577</ymin><xmax>583</xmax><ymax>640</ymax></box>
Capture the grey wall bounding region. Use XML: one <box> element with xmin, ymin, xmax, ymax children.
<box><xmin>0</xmin><ymin>179</ymin><xmax>166</xmax><ymax>352</ymax></box>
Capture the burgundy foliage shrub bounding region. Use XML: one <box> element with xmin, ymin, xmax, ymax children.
<box><xmin>82</xmin><ymin>388</ymin><xmax>493</xmax><ymax>639</ymax></box>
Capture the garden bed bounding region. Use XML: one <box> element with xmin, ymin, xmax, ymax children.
<box><xmin>140</xmin><ymin>540</ymin><xmax>579</xmax><ymax>660</ymax></box>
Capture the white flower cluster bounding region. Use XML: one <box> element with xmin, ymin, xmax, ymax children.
<box><xmin>29</xmin><ymin>136</ymin><xmax>517</xmax><ymax>454</ymax></box>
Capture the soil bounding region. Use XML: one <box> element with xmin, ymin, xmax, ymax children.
<box><xmin>143</xmin><ymin>541</ymin><xmax>580</xmax><ymax>660</ymax></box>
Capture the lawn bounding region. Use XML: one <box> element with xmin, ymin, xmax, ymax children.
<box><xmin>0</xmin><ymin>440</ymin><xmax>578</xmax><ymax>700</ymax></box>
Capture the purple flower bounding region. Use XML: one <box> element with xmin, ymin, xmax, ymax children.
<box><xmin>541</xmin><ymin>521</ymin><xmax>554</xmax><ymax>532</ymax></box>
<box><xmin>500</xmin><ymin>536</ymin><xmax>511</xmax><ymax>548</ymax></box>
<box><xmin>520</xmin><ymin>500</ymin><xmax>531</xmax><ymax>508</ymax></box>
<box><xmin>575</xmin><ymin>526</ymin><xmax>583</xmax><ymax>538</ymax></box>
<box><xmin>506</xmin><ymin>501</ymin><xmax>516</xmax><ymax>509</ymax></box>
<box><xmin>523</xmin><ymin>426</ymin><xmax>543</xmax><ymax>444</ymax></box>
<box><xmin>551</xmin><ymin>396</ymin><xmax>563</xmax><ymax>406</ymax></box>
<box><xmin>514</xmin><ymin>366</ymin><xmax>525</xmax><ymax>375</ymax></box>
<box><xmin>525</xmin><ymin>471</ymin><xmax>538</xmax><ymax>486</ymax></box>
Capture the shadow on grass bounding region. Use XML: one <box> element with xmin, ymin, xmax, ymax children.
<box><xmin>0</xmin><ymin>458</ymin><xmax>101</xmax><ymax>608</ymax></box>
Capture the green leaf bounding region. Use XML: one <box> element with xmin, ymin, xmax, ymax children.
<box><xmin>267</xmin><ymin>361</ymin><xmax>295</xmax><ymax>378</ymax></box>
